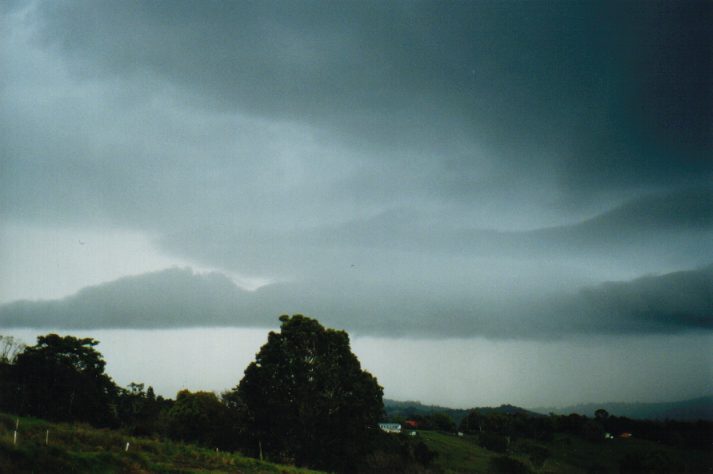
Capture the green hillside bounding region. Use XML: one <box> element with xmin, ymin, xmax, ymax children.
<box><xmin>415</xmin><ymin>429</ymin><xmax>713</xmax><ymax>473</ymax></box>
<box><xmin>0</xmin><ymin>412</ymin><xmax>319</xmax><ymax>474</ymax></box>
<box><xmin>2</xmin><ymin>411</ymin><xmax>712</xmax><ymax>473</ymax></box>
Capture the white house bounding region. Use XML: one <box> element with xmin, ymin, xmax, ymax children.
<box><xmin>378</xmin><ymin>423</ymin><xmax>402</xmax><ymax>434</ymax></box>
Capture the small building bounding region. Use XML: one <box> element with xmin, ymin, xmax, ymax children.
<box><xmin>618</xmin><ymin>432</ymin><xmax>633</xmax><ymax>439</ymax></box>
<box><xmin>404</xmin><ymin>419</ymin><xmax>419</xmax><ymax>429</ymax></box>
<box><xmin>378</xmin><ymin>423</ymin><xmax>402</xmax><ymax>434</ymax></box>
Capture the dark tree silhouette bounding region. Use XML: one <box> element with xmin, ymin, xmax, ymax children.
<box><xmin>234</xmin><ymin>315</ymin><xmax>383</xmax><ymax>471</ymax></box>
<box><xmin>12</xmin><ymin>334</ymin><xmax>118</xmax><ymax>426</ymax></box>
<box><xmin>116</xmin><ymin>382</ymin><xmax>170</xmax><ymax>436</ymax></box>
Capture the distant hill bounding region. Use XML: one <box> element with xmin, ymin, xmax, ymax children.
<box><xmin>386</xmin><ymin>395</ymin><xmax>713</xmax><ymax>424</ymax></box>
<box><xmin>384</xmin><ymin>399</ymin><xmax>540</xmax><ymax>425</ymax></box>
<box><xmin>533</xmin><ymin>395</ymin><xmax>713</xmax><ymax>421</ymax></box>
<box><xmin>384</xmin><ymin>399</ymin><xmax>470</xmax><ymax>424</ymax></box>
<box><xmin>468</xmin><ymin>404</ymin><xmax>543</xmax><ymax>417</ymax></box>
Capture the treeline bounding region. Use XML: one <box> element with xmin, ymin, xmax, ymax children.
<box><xmin>384</xmin><ymin>396</ymin><xmax>713</xmax><ymax>452</ymax></box>
<box><xmin>430</xmin><ymin>407</ymin><xmax>712</xmax><ymax>472</ymax></box>
<box><xmin>0</xmin><ymin>318</ymin><xmax>436</xmax><ymax>473</ymax></box>
<box><xmin>0</xmin><ymin>334</ymin><xmax>220</xmax><ymax>441</ymax></box>
<box><xmin>384</xmin><ymin>399</ymin><xmax>713</xmax><ymax>472</ymax></box>
<box><xmin>457</xmin><ymin>408</ymin><xmax>713</xmax><ymax>450</ymax></box>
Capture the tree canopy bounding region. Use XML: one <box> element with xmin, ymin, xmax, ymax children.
<box><xmin>165</xmin><ymin>389</ymin><xmax>239</xmax><ymax>449</ymax></box>
<box><xmin>234</xmin><ymin>314</ymin><xmax>384</xmax><ymax>471</ymax></box>
<box><xmin>12</xmin><ymin>334</ymin><xmax>118</xmax><ymax>426</ymax></box>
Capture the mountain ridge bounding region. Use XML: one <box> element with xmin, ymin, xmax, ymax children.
<box><xmin>532</xmin><ymin>394</ymin><xmax>713</xmax><ymax>421</ymax></box>
<box><xmin>385</xmin><ymin>394</ymin><xmax>713</xmax><ymax>423</ymax></box>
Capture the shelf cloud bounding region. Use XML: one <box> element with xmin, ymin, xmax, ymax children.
<box><xmin>1</xmin><ymin>265</ymin><xmax>710</xmax><ymax>339</ymax></box>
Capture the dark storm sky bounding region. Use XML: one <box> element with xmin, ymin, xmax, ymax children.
<box><xmin>1</xmin><ymin>0</ymin><xmax>711</xmax><ymax>338</ymax></box>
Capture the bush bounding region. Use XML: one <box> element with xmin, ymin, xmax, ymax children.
<box><xmin>516</xmin><ymin>442</ymin><xmax>550</xmax><ymax>469</ymax></box>
<box><xmin>413</xmin><ymin>441</ymin><xmax>437</xmax><ymax>467</ymax></box>
<box><xmin>164</xmin><ymin>390</ymin><xmax>236</xmax><ymax>449</ymax></box>
<box><xmin>357</xmin><ymin>432</ymin><xmax>431</xmax><ymax>473</ymax></box>
<box><xmin>490</xmin><ymin>456</ymin><xmax>532</xmax><ymax>474</ymax></box>
<box><xmin>478</xmin><ymin>432</ymin><xmax>509</xmax><ymax>453</ymax></box>
<box><xmin>620</xmin><ymin>449</ymin><xmax>683</xmax><ymax>474</ymax></box>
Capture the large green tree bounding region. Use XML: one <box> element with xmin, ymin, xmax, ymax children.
<box><xmin>234</xmin><ymin>315</ymin><xmax>383</xmax><ymax>471</ymax></box>
<box><xmin>12</xmin><ymin>334</ymin><xmax>118</xmax><ymax>426</ymax></box>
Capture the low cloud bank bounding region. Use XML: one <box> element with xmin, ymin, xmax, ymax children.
<box><xmin>0</xmin><ymin>265</ymin><xmax>710</xmax><ymax>339</ymax></box>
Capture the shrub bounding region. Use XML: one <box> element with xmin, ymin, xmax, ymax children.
<box><xmin>490</xmin><ymin>455</ymin><xmax>532</xmax><ymax>474</ymax></box>
<box><xmin>478</xmin><ymin>432</ymin><xmax>509</xmax><ymax>453</ymax></box>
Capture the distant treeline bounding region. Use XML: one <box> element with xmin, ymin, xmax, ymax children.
<box><xmin>535</xmin><ymin>396</ymin><xmax>713</xmax><ymax>422</ymax></box>
<box><xmin>386</xmin><ymin>405</ymin><xmax>713</xmax><ymax>472</ymax></box>
<box><xmin>385</xmin><ymin>402</ymin><xmax>713</xmax><ymax>450</ymax></box>
<box><xmin>384</xmin><ymin>399</ymin><xmax>539</xmax><ymax>426</ymax></box>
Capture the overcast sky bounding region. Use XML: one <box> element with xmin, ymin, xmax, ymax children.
<box><xmin>1</xmin><ymin>0</ymin><xmax>711</xmax><ymax>407</ymax></box>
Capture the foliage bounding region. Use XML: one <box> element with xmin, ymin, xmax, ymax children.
<box><xmin>164</xmin><ymin>389</ymin><xmax>240</xmax><ymax>450</ymax></box>
<box><xmin>618</xmin><ymin>449</ymin><xmax>684</xmax><ymax>474</ymax></box>
<box><xmin>384</xmin><ymin>399</ymin><xmax>470</xmax><ymax>427</ymax></box>
<box><xmin>235</xmin><ymin>315</ymin><xmax>383</xmax><ymax>471</ymax></box>
<box><xmin>581</xmin><ymin>419</ymin><xmax>606</xmax><ymax>442</ymax></box>
<box><xmin>513</xmin><ymin>441</ymin><xmax>550</xmax><ymax>469</ymax></box>
<box><xmin>413</xmin><ymin>440</ymin><xmax>437</xmax><ymax>466</ymax></box>
<box><xmin>459</xmin><ymin>409</ymin><xmax>555</xmax><ymax>441</ymax></box>
<box><xmin>357</xmin><ymin>432</ymin><xmax>437</xmax><ymax>473</ymax></box>
<box><xmin>478</xmin><ymin>432</ymin><xmax>509</xmax><ymax>453</ymax></box>
<box><xmin>489</xmin><ymin>455</ymin><xmax>532</xmax><ymax>474</ymax></box>
<box><xmin>115</xmin><ymin>382</ymin><xmax>171</xmax><ymax>436</ymax></box>
<box><xmin>10</xmin><ymin>334</ymin><xmax>118</xmax><ymax>427</ymax></box>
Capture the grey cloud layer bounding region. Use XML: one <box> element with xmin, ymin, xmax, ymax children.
<box><xmin>9</xmin><ymin>0</ymin><xmax>712</xmax><ymax>207</ymax></box>
<box><xmin>159</xmin><ymin>188</ymin><xmax>712</xmax><ymax>280</ymax></box>
<box><xmin>0</xmin><ymin>265</ymin><xmax>710</xmax><ymax>338</ymax></box>
<box><xmin>1</xmin><ymin>1</ymin><xmax>711</xmax><ymax>339</ymax></box>
<box><xmin>3</xmin><ymin>1</ymin><xmax>709</xmax><ymax>228</ymax></box>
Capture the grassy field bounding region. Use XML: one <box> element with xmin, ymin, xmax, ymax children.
<box><xmin>3</xmin><ymin>413</ymin><xmax>711</xmax><ymax>473</ymax></box>
<box><xmin>0</xmin><ymin>412</ymin><xmax>319</xmax><ymax>474</ymax></box>
<box><xmin>415</xmin><ymin>429</ymin><xmax>713</xmax><ymax>473</ymax></box>
<box><xmin>417</xmin><ymin>431</ymin><xmax>498</xmax><ymax>473</ymax></box>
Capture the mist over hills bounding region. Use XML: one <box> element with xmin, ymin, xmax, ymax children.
<box><xmin>534</xmin><ymin>395</ymin><xmax>713</xmax><ymax>421</ymax></box>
